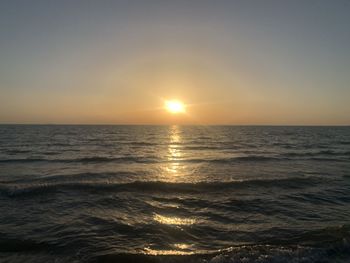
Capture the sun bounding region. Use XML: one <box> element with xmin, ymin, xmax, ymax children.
<box><xmin>165</xmin><ymin>100</ymin><xmax>186</xmax><ymax>114</ymax></box>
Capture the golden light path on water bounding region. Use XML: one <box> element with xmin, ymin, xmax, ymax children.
<box><xmin>166</xmin><ymin>125</ymin><xmax>182</xmax><ymax>175</ymax></box>
<box><xmin>143</xmin><ymin>247</ymin><xmax>195</xmax><ymax>256</ymax></box>
<box><xmin>145</xmin><ymin>125</ymin><xmax>197</xmax><ymax>256</ymax></box>
<box><xmin>153</xmin><ymin>214</ymin><xmax>196</xmax><ymax>226</ymax></box>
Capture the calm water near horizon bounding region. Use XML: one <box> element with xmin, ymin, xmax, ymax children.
<box><xmin>0</xmin><ymin>125</ymin><xmax>350</xmax><ymax>262</ymax></box>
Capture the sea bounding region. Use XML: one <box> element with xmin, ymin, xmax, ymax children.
<box><xmin>0</xmin><ymin>125</ymin><xmax>349</xmax><ymax>263</ymax></box>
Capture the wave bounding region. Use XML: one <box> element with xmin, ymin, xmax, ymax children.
<box><xmin>0</xmin><ymin>224</ymin><xmax>348</xmax><ymax>262</ymax></box>
<box><xmin>282</xmin><ymin>150</ymin><xmax>350</xmax><ymax>157</ymax></box>
<box><xmin>1</xmin><ymin>151</ymin><xmax>348</xmax><ymax>164</ymax></box>
<box><xmin>289</xmin><ymin>224</ymin><xmax>350</xmax><ymax>246</ymax></box>
<box><xmin>5</xmin><ymin>149</ymin><xmax>32</xmax><ymax>154</ymax></box>
<box><xmin>92</xmin><ymin>231</ymin><xmax>350</xmax><ymax>263</ymax></box>
<box><xmin>206</xmin><ymin>156</ymin><xmax>284</xmax><ymax>163</ymax></box>
<box><xmin>0</xmin><ymin>155</ymin><xmax>277</xmax><ymax>164</ymax></box>
<box><xmin>183</xmin><ymin>155</ymin><xmax>346</xmax><ymax>163</ymax></box>
<box><xmin>0</xmin><ymin>155</ymin><xmax>278</xmax><ymax>164</ymax></box>
<box><xmin>0</xmin><ymin>156</ymin><xmax>157</xmax><ymax>164</ymax></box>
<box><xmin>73</xmin><ymin>156</ymin><xmax>156</xmax><ymax>163</ymax></box>
<box><xmin>0</xmin><ymin>176</ymin><xmax>322</xmax><ymax>197</ymax></box>
<box><xmin>90</xmin><ymin>224</ymin><xmax>350</xmax><ymax>262</ymax></box>
<box><xmin>0</xmin><ymin>158</ymin><xmax>49</xmax><ymax>163</ymax></box>
<box><xmin>92</xmin><ymin>247</ymin><xmax>349</xmax><ymax>263</ymax></box>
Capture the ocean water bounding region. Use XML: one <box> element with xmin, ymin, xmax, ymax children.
<box><xmin>0</xmin><ymin>125</ymin><xmax>350</xmax><ymax>263</ymax></box>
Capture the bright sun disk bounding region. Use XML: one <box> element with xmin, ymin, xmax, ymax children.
<box><xmin>165</xmin><ymin>100</ymin><xmax>185</xmax><ymax>114</ymax></box>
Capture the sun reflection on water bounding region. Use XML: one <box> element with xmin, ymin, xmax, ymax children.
<box><xmin>147</xmin><ymin>126</ymin><xmax>199</xmax><ymax>256</ymax></box>
<box><xmin>173</xmin><ymin>243</ymin><xmax>193</xmax><ymax>250</ymax></box>
<box><xmin>144</xmin><ymin>243</ymin><xmax>195</xmax><ymax>256</ymax></box>
<box><xmin>153</xmin><ymin>213</ymin><xmax>196</xmax><ymax>225</ymax></box>
<box><xmin>143</xmin><ymin>247</ymin><xmax>195</xmax><ymax>255</ymax></box>
<box><xmin>164</xmin><ymin>125</ymin><xmax>185</xmax><ymax>178</ymax></box>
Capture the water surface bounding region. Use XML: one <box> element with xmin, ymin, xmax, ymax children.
<box><xmin>0</xmin><ymin>125</ymin><xmax>349</xmax><ymax>262</ymax></box>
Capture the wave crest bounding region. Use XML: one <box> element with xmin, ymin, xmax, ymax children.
<box><xmin>0</xmin><ymin>176</ymin><xmax>322</xmax><ymax>197</ymax></box>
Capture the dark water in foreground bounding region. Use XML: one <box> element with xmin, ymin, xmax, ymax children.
<box><xmin>0</xmin><ymin>125</ymin><xmax>350</xmax><ymax>263</ymax></box>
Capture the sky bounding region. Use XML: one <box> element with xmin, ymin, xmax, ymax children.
<box><xmin>0</xmin><ymin>0</ymin><xmax>350</xmax><ymax>125</ymax></box>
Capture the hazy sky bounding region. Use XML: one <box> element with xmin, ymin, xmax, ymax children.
<box><xmin>1</xmin><ymin>0</ymin><xmax>350</xmax><ymax>125</ymax></box>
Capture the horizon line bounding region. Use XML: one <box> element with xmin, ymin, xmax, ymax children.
<box><xmin>0</xmin><ymin>123</ymin><xmax>349</xmax><ymax>127</ymax></box>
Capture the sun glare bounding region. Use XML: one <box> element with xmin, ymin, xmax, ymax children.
<box><xmin>165</xmin><ymin>100</ymin><xmax>186</xmax><ymax>114</ymax></box>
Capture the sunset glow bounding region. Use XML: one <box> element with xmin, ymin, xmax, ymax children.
<box><xmin>1</xmin><ymin>2</ymin><xmax>349</xmax><ymax>262</ymax></box>
<box><xmin>1</xmin><ymin>1</ymin><xmax>349</xmax><ymax>125</ymax></box>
